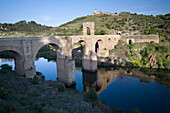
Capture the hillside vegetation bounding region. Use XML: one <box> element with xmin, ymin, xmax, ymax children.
<box><xmin>54</xmin><ymin>13</ymin><xmax>169</xmax><ymax>41</ymax></box>
<box><xmin>108</xmin><ymin>40</ymin><xmax>170</xmax><ymax>69</ymax></box>
<box><xmin>0</xmin><ymin>20</ymin><xmax>51</xmax><ymax>37</ymax></box>
<box><xmin>0</xmin><ymin>12</ymin><xmax>169</xmax><ymax>41</ymax></box>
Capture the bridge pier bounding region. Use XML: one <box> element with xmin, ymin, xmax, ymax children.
<box><xmin>14</xmin><ymin>54</ymin><xmax>25</xmax><ymax>75</ymax></box>
<box><xmin>23</xmin><ymin>55</ymin><xmax>36</xmax><ymax>78</ymax></box>
<box><xmin>82</xmin><ymin>52</ymin><xmax>97</xmax><ymax>72</ymax></box>
<box><xmin>57</xmin><ymin>56</ymin><xmax>76</xmax><ymax>86</ymax></box>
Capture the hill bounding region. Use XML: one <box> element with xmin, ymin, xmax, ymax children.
<box><xmin>0</xmin><ymin>20</ymin><xmax>52</xmax><ymax>37</ymax></box>
<box><xmin>0</xmin><ymin>12</ymin><xmax>169</xmax><ymax>41</ymax></box>
<box><xmin>54</xmin><ymin>12</ymin><xmax>170</xmax><ymax>41</ymax></box>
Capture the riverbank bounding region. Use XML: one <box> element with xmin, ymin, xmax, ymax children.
<box><xmin>0</xmin><ymin>65</ymin><xmax>114</xmax><ymax>113</ymax></box>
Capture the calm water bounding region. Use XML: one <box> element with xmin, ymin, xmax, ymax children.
<box><xmin>0</xmin><ymin>58</ymin><xmax>170</xmax><ymax>113</ymax></box>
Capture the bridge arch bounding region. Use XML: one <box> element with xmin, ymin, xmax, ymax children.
<box><xmin>72</xmin><ymin>40</ymin><xmax>86</xmax><ymax>67</ymax></box>
<box><xmin>35</xmin><ymin>42</ymin><xmax>62</xmax><ymax>59</ymax></box>
<box><xmin>0</xmin><ymin>49</ymin><xmax>24</xmax><ymax>75</ymax></box>
<box><xmin>33</xmin><ymin>40</ymin><xmax>64</xmax><ymax>60</ymax></box>
<box><xmin>0</xmin><ymin>47</ymin><xmax>23</xmax><ymax>58</ymax></box>
<box><xmin>34</xmin><ymin>42</ymin><xmax>64</xmax><ymax>80</ymax></box>
<box><xmin>95</xmin><ymin>39</ymin><xmax>104</xmax><ymax>54</ymax></box>
<box><xmin>127</xmin><ymin>39</ymin><xmax>134</xmax><ymax>44</ymax></box>
<box><xmin>87</xmin><ymin>27</ymin><xmax>91</xmax><ymax>35</ymax></box>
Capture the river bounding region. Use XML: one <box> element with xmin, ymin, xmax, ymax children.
<box><xmin>0</xmin><ymin>57</ymin><xmax>170</xmax><ymax>113</ymax></box>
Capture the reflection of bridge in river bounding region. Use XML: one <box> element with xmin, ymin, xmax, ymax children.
<box><xmin>82</xmin><ymin>68</ymin><xmax>155</xmax><ymax>95</ymax></box>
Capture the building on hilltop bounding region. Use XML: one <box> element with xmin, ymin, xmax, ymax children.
<box><xmin>92</xmin><ymin>9</ymin><xmax>119</xmax><ymax>16</ymax></box>
<box><xmin>103</xmin><ymin>12</ymin><xmax>114</xmax><ymax>15</ymax></box>
<box><xmin>92</xmin><ymin>9</ymin><xmax>102</xmax><ymax>15</ymax></box>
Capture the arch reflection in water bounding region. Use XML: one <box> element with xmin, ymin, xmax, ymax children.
<box><xmin>82</xmin><ymin>68</ymin><xmax>159</xmax><ymax>95</ymax></box>
<box><xmin>83</xmin><ymin>71</ymin><xmax>97</xmax><ymax>92</ymax></box>
<box><xmin>82</xmin><ymin>68</ymin><xmax>118</xmax><ymax>95</ymax></box>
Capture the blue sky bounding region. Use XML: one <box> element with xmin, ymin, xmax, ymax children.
<box><xmin>0</xmin><ymin>0</ymin><xmax>169</xmax><ymax>27</ymax></box>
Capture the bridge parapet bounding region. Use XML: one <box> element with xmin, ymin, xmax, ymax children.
<box><xmin>120</xmin><ymin>35</ymin><xmax>159</xmax><ymax>44</ymax></box>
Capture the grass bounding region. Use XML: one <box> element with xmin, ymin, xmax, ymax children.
<box><xmin>47</xmin><ymin>81</ymin><xmax>66</xmax><ymax>92</ymax></box>
<box><xmin>86</xmin><ymin>88</ymin><xmax>98</xmax><ymax>102</ymax></box>
<box><xmin>73</xmin><ymin>42</ymin><xmax>81</xmax><ymax>49</ymax></box>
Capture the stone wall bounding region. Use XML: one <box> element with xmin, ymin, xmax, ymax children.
<box><xmin>120</xmin><ymin>35</ymin><xmax>159</xmax><ymax>44</ymax></box>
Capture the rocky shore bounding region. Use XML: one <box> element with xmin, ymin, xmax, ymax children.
<box><xmin>0</xmin><ymin>66</ymin><xmax>113</xmax><ymax>113</ymax></box>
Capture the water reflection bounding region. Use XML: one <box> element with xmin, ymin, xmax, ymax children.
<box><xmin>83</xmin><ymin>71</ymin><xmax>97</xmax><ymax>92</ymax></box>
<box><xmin>81</xmin><ymin>67</ymin><xmax>170</xmax><ymax>113</ymax></box>
<box><xmin>0</xmin><ymin>58</ymin><xmax>14</xmax><ymax>70</ymax></box>
<box><xmin>82</xmin><ymin>68</ymin><xmax>161</xmax><ymax>95</ymax></box>
<box><xmin>82</xmin><ymin>69</ymin><xmax>119</xmax><ymax>95</ymax></box>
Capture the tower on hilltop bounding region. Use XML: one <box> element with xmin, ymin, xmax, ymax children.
<box><xmin>94</xmin><ymin>9</ymin><xmax>97</xmax><ymax>13</ymax></box>
<box><xmin>92</xmin><ymin>9</ymin><xmax>102</xmax><ymax>15</ymax></box>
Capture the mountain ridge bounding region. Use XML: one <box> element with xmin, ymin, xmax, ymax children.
<box><xmin>0</xmin><ymin>12</ymin><xmax>169</xmax><ymax>41</ymax></box>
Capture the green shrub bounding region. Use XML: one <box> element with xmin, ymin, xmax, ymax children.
<box><xmin>156</xmin><ymin>46</ymin><xmax>169</xmax><ymax>53</ymax></box>
<box><xmin>130</xmin><ymin>108</ymin><xmax>142</xmax><ymax>113</ymax></box>
<box><xmin>163</xmin><ymin>60</ymin><xmax>170</xmax><ymax>69</ymax></box>
<box><xmin>36</xmin><ymin>72</ymin><xmax>43</xmax><ymax>76</ymax></box>
<box><xmin>56</xmin><ymin>82</ymin><xmax>65</xmax><ymax>92</ymax></box>
<box><xmin>0</xmin><ymin>80</ymin><xmax>2</xmax><ymax>87</ymax></box>
<box><xmin>0</xmin><ymin>64</ymin><xmax>12</xmax><ymax>71</ymax></box>
<box><xmin>144</xmin><ymin>29</ymin><xmax>157</xmax><ymax>35</ymax></box>
<box><xmin>158</xmin><ymin>62</ymin><xmax>165</xmax><ymax>69</ymax></box>
<box><xmin>121</xmin><ymin>61</ymin><xmax>126</xmax><ymax>66</ymax></box>
<box><xmin>86</xmin><ymin>88</ymin><xmax>98</xmax><ymax>102</ymax></box>
<box><xmin>117</xmin><ymin>108</ymin><xmax>125</xmax><ymax>113</ymax></box>
<box><xmin>31</xmin><ymin>104</ymin><xmax>43</xmax><ymax>113</ymax></box>
<box><xmin>0</xmin><ymin>103</ymin><xmax>16</xmax><ymax>113</ymax></box>
<box><xmin>129</xmin><ymin>45</ymin><xmax>133</xmax><ymax>49</ymax></box>
<box><xmin>41</xmin><ymin>102</ymin><xmax>47</xmax><ymax>107</ymax></box>
<box><xmin>0</xmin><ymin>88</ymin><xmax>10</xmax><ymax>99</ymax></box>
<box><xmin>118</xmin><ymin>40</ymin><xmax>127</xmax><ymax>45</ymax></box>
<box><xmin>36</xmin><ymin>72</ymin><xmax>45</xmax><ymax>82</ymax></box>
<box><xmin>131</xmin><ymin>50</ymin><xmax>135</xmax><ymax>55</ymax></box>
<box><xmin>20</xmin><ymin>97</ymin><xmax>30</xmax><ymax>106</ymax></box>
<box><xmin>110</xmin><ymin>107</ymin><xmax>116</xmax><ymax>113</ymax></box>
<box><xmin>28</xmin><ymin>76</ymin><xmax>39</xmax><ymax>85</ymax></box>
<box><xmin>74</xmin><ymin>89</ymin><xmax>80</xmax><ymax>93</ymax></box>
<box><xmin>132</xmin><ymin>60</ymin><xmax>142</xmax><ymax>67</ymax></box>
<box><xmin>50</xmin><ymin>82</ymin><xmax>65</xmax><ymax>92</ymax></box>
<box><xmin>141</xmin><ymin>57</ymin><xmax>149</xmax><ymax>65</ymax></box>
<box><xmin>128</xmin><ymin>54</ymin><xmax>132</xmax><ymax>60</ymax></box>
<box><xmin>41</xmin><ymin>75</ymin><xmax>45</xmax><ymax>83</ymax></box>
<box><xmin>101</xmin><ymin>99</ymin><xmax>106</xmax><ymax>104</ymax></box>
<box><xmin>95</xmin><ymin>30</ymin><xmax>107</xmax><ymax>35</ymax></box>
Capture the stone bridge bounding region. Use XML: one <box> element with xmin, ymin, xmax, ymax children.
<box><xmin>0</xmin><ymin>22</ymin><xmax>159</xmax><ymax>85</ymax></box>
